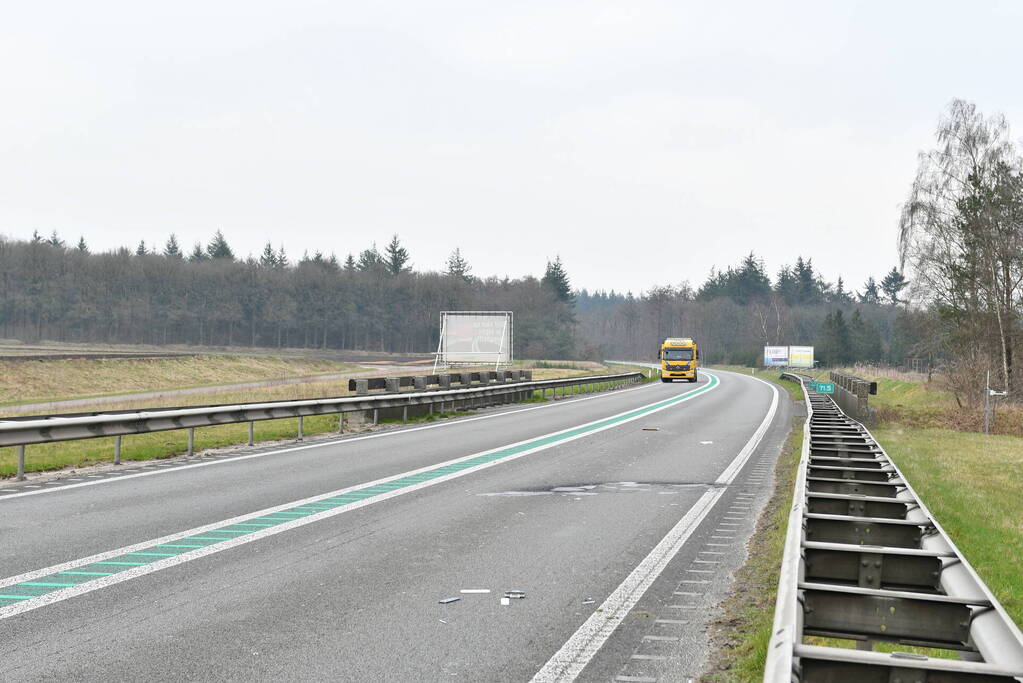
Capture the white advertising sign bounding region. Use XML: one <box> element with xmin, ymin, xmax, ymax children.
<box><xmin>788</xmin><ymin>346</ymin><xmax>815</xmax><ymax>368</ymax></box>
<box><xmin>438</xmin><ymin>311</ymin><xmax>513</xmax><ymax>365</ymax></box>
<box><xmin>763</xmin><ymin>346</ymin><xmax>789</xmax><ymax>367</ymax></box>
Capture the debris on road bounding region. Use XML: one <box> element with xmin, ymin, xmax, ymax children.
<box><xmin>500</xmin><ymin>597</ymin><xmax>510</xmax><ymax>606</ymax></box>
<box><xmin>438</xmin><ymin>597</ymin><xmax>461</xmax><ymax>604</ymax></box>
<box><xmin>504</xmin><ymin>590</ymin><xmax>526</xmax><ymax>600</ymax></box>
<box><xmin>641</xmin><ymin>427</ymin><xmax>659</xmax><ymax>431</ymax></box>
<box><xmin>582</xmin><ymin>598</ymin><xmax>595</xmax><ymax>605</ymax></box>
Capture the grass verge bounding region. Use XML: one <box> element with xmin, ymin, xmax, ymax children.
<box><xmin>702</xmin><ymin>415</ymin><xmax>803</xmax><ymax>681</ymax></box>
<box><xmin>871</xmin><ymin>425</ymin><xmax>1023</xmax><ymax>624</ymax></box>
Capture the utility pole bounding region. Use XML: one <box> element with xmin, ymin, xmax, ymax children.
<box><xmin>985</xmin><ymin>370</ymin><xmax>1008</xmax><ymax>435</ymax></box>
<box><xmin>984</xmin><ymin>370</ymin><xmax>990</xmax><ymax>435</ymax></box>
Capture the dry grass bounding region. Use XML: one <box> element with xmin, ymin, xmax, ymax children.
<box><xmin>0</xmin><ymin>355</ymin><xmax>359</xmax><ymax>406</ymax></box>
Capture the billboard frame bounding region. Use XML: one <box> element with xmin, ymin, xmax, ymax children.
<box><xmin>433</xmin><ymin>311</ymin><xmax>514</xmax><ymax>371</ymax></box>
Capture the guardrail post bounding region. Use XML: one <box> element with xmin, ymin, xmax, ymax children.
<box><xmin>248</xmin><ymin>421</ymin><xmax>254</xmax><ymax>446</ymax></box>
<box><xmin>338</xmin><ymin>413</ymin><xmax>344</xmax><ymax>433</ymax></box>
<box><xmin>402</xmin><ymin>406</ymin><xmax>408</xmax><ymax>423</ymax></box>
<box><xmin>373</xmin><ymin>409</ymin><xmax>378</xmax><ymax>425</ymax></box>
<box><xmin>114</xmin><ymin>435</ymin><xmax>122</xmax><ymax>465</ymax></box>
<box><xmin>16</xmin><ymin>444</ymin><xmax>26</xmax><ymax>480</ymax></box>
<box><xmin>297</xmin><ymin>416</ymin><xmax>304</xmax><ymax>441</ymax></box>
<box><xmin>187</xmin><ymin>428</ymin><xmax>195</xmax><ymax>456</ymax></box>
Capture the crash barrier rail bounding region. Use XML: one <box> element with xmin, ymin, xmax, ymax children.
<box><xmin>765</xmin><ymin>372</ymin><xmax>1023</xmax><ymax>682</ymax></box>
<box><xmin>1</xmin><ymin>372</ymin><xmax>643</xmax><ymax>481</ymax></box>
<box><xmin>829</xmin><ymin>370</ymin><xmax>877</xmax><ymax>425</ymax></box>
<box><xmin>348</xmin><ymin>369</ymin><xmax>532</xmax><ymax>394</ymax></box>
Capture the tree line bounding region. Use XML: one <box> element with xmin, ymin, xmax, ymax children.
<box><xmin>576</xmin><ymin>253</ymin><xmax>906</xmax><ymax>367</ymax></box>
<box><xmin>0</xmin><ymin>232</ymin><xmax>581</xmax><ymax>359</ymax></box>
<box><xmin>1</xmin><ymin>228</ymin><xmax>909</xmax><ymax>367</ymax></box>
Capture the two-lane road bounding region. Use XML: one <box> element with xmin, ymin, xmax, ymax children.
<box><xmin>0</xmin><ymin>369</ymin><xmax>791</xmax><ymax>681</ymax></box>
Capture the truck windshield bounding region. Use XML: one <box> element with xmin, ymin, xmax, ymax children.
<box><xmin>664</xmin><ymin>349</ymin><xmax>694</xmax><ymax>361</ymax></box>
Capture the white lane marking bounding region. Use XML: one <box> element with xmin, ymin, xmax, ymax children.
<box><xmin>0</xmin><ymin>380</ymin><xmax>661</xmax><ymax>502</ymax></box>
<box><xmin>0</xmin><ymin>376</ymin><xmax>722</xmax><ymax>618</ymax></box>
<box><xmin>530</xmin><ymin>373</ymin><xmax>780</xmax><ymax>682</ymax></box>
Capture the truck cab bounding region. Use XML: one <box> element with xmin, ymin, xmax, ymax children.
<box><xmin>659</xmin><ymin>338</ymin><xmax>698</xmax><ymax>383</ymax></box>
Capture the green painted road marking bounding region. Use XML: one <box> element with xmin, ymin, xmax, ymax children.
<box><xmin>22</xmin><ymin>582</ymin><xmax>77</xmax><ymax>587</ymax></box>
<box><xmin>1</xmin><ymin>374</ymin><xmax>720</xmax><ymax>615</ymax></box>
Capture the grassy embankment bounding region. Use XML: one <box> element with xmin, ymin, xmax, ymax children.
<box><xmin>0</xmin><ymin>355</ymin><xmax>360</xmax><ymax>407</ymax></box>
<box><xmin>704</xmin><ymin>366</ymin><xmax>1023</xmax><ymax>679</ymax></box>
<box><xmin>0</xmin><ymin>356</ymin><xmax>630</xmax><ymax>478</ymax></box>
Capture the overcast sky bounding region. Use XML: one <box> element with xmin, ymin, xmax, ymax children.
<box><xmin>2</xmin><ymin>1</ymin><xmax>1022</xmax><ymax>294</ymax></box>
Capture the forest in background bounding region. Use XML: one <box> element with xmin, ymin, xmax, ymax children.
<box><xmin>0</xmin><ymin>229</ymin><xmax>901</xmax><ymax>367</ymax></box>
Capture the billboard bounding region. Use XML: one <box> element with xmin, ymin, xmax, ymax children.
<box><xmin>788</xmin><ymin>346</ymin><xmax>815</xmax><ymax>368</ymax></box>
<box><xmin>763</xmin><ymin>346</ymin><xmax>789</xmax><ymax>367</ymax></box>
<box><xmin>436</xmin><ymin>311</ymin><xmax>513</xmax><ymax>367</ymax></box>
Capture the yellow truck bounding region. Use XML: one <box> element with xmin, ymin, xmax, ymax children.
<box><xmin>659</xmin><ymin>337</ymin><xmax>699</xmax><ymax>383</ymax></box>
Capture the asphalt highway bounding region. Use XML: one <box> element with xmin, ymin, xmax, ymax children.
<box><xmin>0</xmin><ymin>369</ymin><xmax>792</xmax><ymax>682</ymax></box>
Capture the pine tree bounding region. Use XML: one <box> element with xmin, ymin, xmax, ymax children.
<box><xmin>821</xmin><ymin>309</ymin><xmax>853</xmax><ymax>365</ymax></box>
<box><xmin>445</xmin><ymin>247</ymin><xmax>472</xmax><ymax>281</ymax></box>
<box><xmin>832</xmin><ymin>276</ymin><xmax>853</xmax><ymax>303</ymax></box>
<box><xmin>343</xmin><ymin>253</ymin><xmax>356</xmax><ymax>272</ymax></box>
<box><xmin>135</xmin><ymin>240</ymin><xmax>148</xmax><ymax>256</ymax></box>
<box><xmin>75</xmin><ymin>237</ymin><xmax>89</xmax><ymax>253</ymax></box>
<box><xmin>733</xmin><ymin>252</ymin><xmax>772</xmax><ymax>303</ymax></box>
<box><xmin>189</xmin><ymin>242</ymin><xmax>208</xmax><ymax>262</ymax></box>
<box><xmin>542</xmin><ymin>256</ymin><xmax>574</xmax><ymax>303</ymax></box>
<box><xmin>850</xmin><ymin>309</ymin><xmax>882</xmax><ymax>362</ymax></box>
<box><xmin>31</xmin><ymin>230</ymin><xmax>43</xmax><ymax>243</ymax></box>
<box><xmin>163</xmin><ymin>234</ymin><xmax>183</xmax><ymax>259</ymax></box>
<box><xmin>880</xmin><ymin>267</ymin><xmax>908</xmax><ymax>305</ymax></box>
<box><xmin>205</xmin><ymin>230</ymin><xmax>235</xmax><ymax>260</ymax></box>
<box><xmin>276</xmin><ymin>246</ymin><xmax>289</xmax><ymax>268</ymax></box>
<box><xmin>46</xmin><ymin>230</ymin><xmax>65</xmax><ymax>248</ymax></box>
<box><xmin>259</xmin><ymin>242</ymin><xmax>278</xmax><ymax>267</ymax></box>
<box><xmin>774</xmin><ymin>265</ymin><xmax>798</xmax><ymax>302</ymax></box>
<box><xmin>858</xmin><ymin>276</ymin><xmax>881</xmax><ymax>305</ymax></box>
<box><xmin>384</xmin><ymin>234</ymin><xmax>411</xmax><ymax>275</ymax></box>
<box><xmin>357</xmin><ymin>244</ymin><xmax>382</xmax><ymax>271</ymax></box>
<box><xmin>793</xmin><ymin>257</ymin><xmax>822</xmax><ymax>305</ymax></box>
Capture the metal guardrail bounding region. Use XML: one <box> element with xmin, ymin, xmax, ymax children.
<box><xmin>766</xmin><ymin>372</ymin><xmax>1023</xmax><ymax>682</ymax></box>
<box><xmin>1</xmin><ymin>372</ymin><xmax>643</xmax><ymax>480</ymax></box>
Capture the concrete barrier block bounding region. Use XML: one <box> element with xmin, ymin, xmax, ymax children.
<box><xmin>355</xmin><ymin>379</ymin><xmax>369</xmax><ymax>395</ymax></box>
